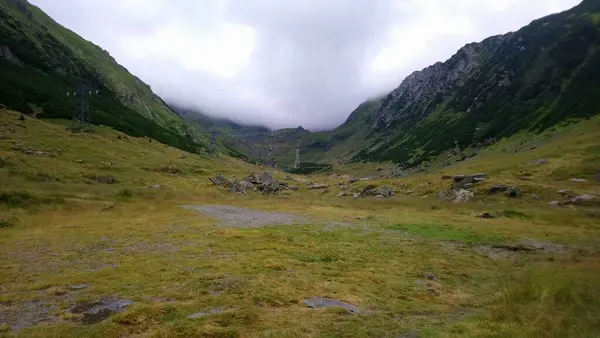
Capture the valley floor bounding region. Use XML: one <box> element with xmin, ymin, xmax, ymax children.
<box><xmin>1</xmin><ymin>110</ymin><xmax>599</xmax><ymax>337</ymax></box>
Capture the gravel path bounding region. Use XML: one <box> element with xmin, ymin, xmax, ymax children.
<box><xmin>181</xmin><ymin>205</ymin><xmax>310</xmax><ymax>228</ymax></box>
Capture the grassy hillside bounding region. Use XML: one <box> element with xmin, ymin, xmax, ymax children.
<box><xmin>1</xmin><ymin>109</ymin><xmax>599</xmax><ymax>336</ymax></box>
<box><xmin>0</xmin><ymin>0</ymin><xmax>204</xmax><ymax>153</ymax></box>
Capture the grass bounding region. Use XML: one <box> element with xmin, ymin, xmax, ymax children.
<box><xmin>0</xmin><ymin>110</ymin><xmax>599</xmax><ymax>337</ymax></box>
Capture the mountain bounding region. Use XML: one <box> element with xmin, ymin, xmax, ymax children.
<box><xmin>256</xmin><ymin>0</ymin><xmax>600</xmax><ymax>170</ymax></box>
<box><xmin>0</xmin><ymin>0</ymin><xmax>203</xmax><ymax>153</ymax></box>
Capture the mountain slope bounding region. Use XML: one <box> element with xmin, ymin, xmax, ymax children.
<box><xmin>353</xmin><ymin>0</ymin><xmax>600</xmax><ymax>165</ymax></box>
<box><xmin>0</xmin><ymin>0</ymin><xmax>203</xmax><ymax>153</ymax></box>
<box><xmin>254</xmin><ymin>0</ymin><xmax>600</xmax><ymax>170</ymax></box>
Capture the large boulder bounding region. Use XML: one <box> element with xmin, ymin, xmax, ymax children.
<box><xmin>377</xmin><ymin>185</ymin><xmax>395</xmax><ymax>198</ymax></box>
<box><xmin>453</xmin><ymin>189</ymin><xmax>474</xmax><ymax>203</ymax></box>
<box><xmin>238</xmin><ymin>181</ymin><xmax>255</xmax><ymax>190</ymax></box>
<box><xmin>569</xmin><ymin>194</ymin><xmax>596</xmax><ymax>206</ymax></box>
<box><xmin>506</xmin><ymin>186</ymin><xmax>521</xmax><ymax>198</ymax></box>
<box><xmin>452</xmin><ymin>173</ymin><xmax>488</xmax><ymax>182</ymax></box>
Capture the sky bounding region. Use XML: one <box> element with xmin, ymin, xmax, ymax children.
<box><xmin>30</xmin><ymin>0</ymin><xmax>581</xmax><ymax>130</ymax></box>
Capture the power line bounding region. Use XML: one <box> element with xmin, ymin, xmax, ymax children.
<box><xmin>67</xmin><ymin>84</ymin><xmax>98</xmax><ymax>132</ymax></box>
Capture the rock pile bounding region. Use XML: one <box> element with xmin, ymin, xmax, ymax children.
<box><xmin>341</xmin><ymin>184</ymin><xmax>395</xmax><ymax>199</ymax></box>
<box><xmin>209</xmin><ymin>172</ymin><xmax>299</xmax><ymax>195</ymax></box>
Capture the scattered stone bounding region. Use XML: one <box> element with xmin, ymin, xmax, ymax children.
<box><xmin>558</xmin><ymin>190</ymin><xmax>572</xmax><ymax>196</ymax></box>
<box><xmin>303</xmin><ymin>297</ymin><xmax>361</xmax><ymax>314</ymax></box>
<box><xmin>283</xmin><ymin>175</ymin><xmax>293</xmax><ymax>180</ymax></box>
<box><xmin>568</xmin><ymin>194</ymin><xmax>595</xmax><ymax>206</ymax></box>
<box><xmin>478</xmin><ymin>212</ymin><xmax>496</xmax><ymax>219</ymax></box>
<box><xmin>376</xmin><ymin>185</ymin><xmax>395</xmax><ymax>198</ymax></box>
<box><xmin>347</xmin><ymin>177</ymin><xmax>359</xmax><ymax>184</ymax></box>
<box><xmin>75</xmin><ymin>159</ymin><xmax>84</xmax><ymax>163</ymax></box>
<box><xmin>453</xmin><ymin>189</ymin><xmax>474</xmax><ymax>204</ymax></box>
<box><xmin>238</xmin><ymin>181</ymin><xmax>254</xmax><ymax>190</ymax></box>
<box><xmin>528</xmin><ymin>159</ymin><xmax>548</xmax><ymax>165</ymax></box>
<box><xmin>491</xmin><ymin>244</ymin><xmax>536</xmax><ymax>252</ymax></box>
<box><xmin>473</xmin><ymin>177</ymin><xmax>487</xmax><ymax>183</ymax></box>
<box><xmin>148</xmin><ymin>184</ymin><xmax>161</xmax><ymax>189</ymax></box>
<box><xmin>486</xmin><ymin>185</ymin><xmax>510</xmax><ymax>195</ymax></box>
<box><xmin>423</xmin><ymin>272</ymin><xmax>436</xmax><ymax>280</ymax></box>
<box><xmin>208</xmin><ymin>175</ymin><xmax>247</xmax><ymax>195</ymax></box>
<box><xmin>329</xmin><ymin>174</ymin><xmax>339</xmax><ymax>179</ymax></box>
<box><xmin>441</xmin><ymin>175</ymin><xmax>453</xmax><ymax>180</ymax></box>
<box><xmin>69</xmin><ymin>298</ymin><xmax>133</xmax><ymax>324</ymax></box>
<box><xmin>101</xmin><ymin>161</ymin><xmax>112</xmax><ymax>167</ymax></box>
<box><xmin>570</xmin><ymin>178</ymin><xmax>587</xmax><ymax>182</ymax></box>
<box><xmin>519</xmin><ymin>176</ymin><xmax>532</xmax><ymax>181</ymax></box>
<box><xmin>308</xmin><ymin>184</ymin><xmax>329</xmax><ymax>190</ymax></box>
<box><xmin>337</xmin><ymin>192</ymin><xmax>347</xmax><ymax>197</ymax></box>
<box><xmin>68</xmin><ymin>284</ymin><xmax>88</xmax><ymax>290</ymax></box>
<box><xmin>548</xmin><ymin>201</ymin><xmax>561</xmax><ymax>206</ymax></box>
<box><xmin>452</xmin><ymin>173</ymin><xmax>488</xmax><ymax>182</ymax></box>
<box><xmin>375</xmin><ymin>195</ymin><xmax>385</xmax><ymax>199</ymax></box>
<box><xmin>352</xmin><ymin>193</ymin><xmax>361</xmax><ymax>199</ymax></box>
<box><xmin>506</xmin><ymin>186</ymin><xmax>521</xmax><ymax>198</ymax></box>
<box><xmin>188</xmin><ymin>307</ymin><xmax>234</xmax><ymax>319</ymax></box>
<box><xmin>88</xmin><ymin>175</ymin><xmax>119</xmax><ymax>184</ymax></box>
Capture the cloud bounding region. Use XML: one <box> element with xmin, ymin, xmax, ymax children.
<box><xmin>31</xmin><ymin>0</ymin><xmax>581</xmax><ymax>130</ymax></box>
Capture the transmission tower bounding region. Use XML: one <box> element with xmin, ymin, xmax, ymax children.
<box><xmin>294</xmin><ymin>147</ymin><xmax>300</xmax><ymax>168</ymax></box>
<box><xmin>210</xmin><ymin>131</ymin><xmax>218</xmax><ymax>157</ymax></box>
<box><xmin>67</xmin><ymin>84</ymin><xmax>98</xmax><ymax>132</ymax></box>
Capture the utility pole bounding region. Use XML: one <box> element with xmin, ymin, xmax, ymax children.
<box><xmin>210</xmin><ymin>131</ymin><xmax>218</xmax><ymax>157</ymax></box>
<box><xmin>67</xmin><ymin>84</ymin><xmax>98</xmax><ymax>132</ymax></box>
<box><xmin>294</xmin><ymin>147</ymin><xmax>300</xmax><ymax>168</ymax></box>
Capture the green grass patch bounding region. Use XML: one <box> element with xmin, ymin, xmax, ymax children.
<box><xmin>385</xmin><ymin>223</ymin><xmax>507</xmax><ymax>243</ymax></box>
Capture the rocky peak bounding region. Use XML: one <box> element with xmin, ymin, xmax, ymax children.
<box><xmin>372</xmin><ymin>34</ymin><xmax>508</xmax><ymax>130</ymax></box>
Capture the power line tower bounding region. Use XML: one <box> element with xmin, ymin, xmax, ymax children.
<box><xmin>294</xmin><ymin>147</ymin><xmax>300</xmax><ymax>168</ymax></box>
<box><xmin>67</xmin><ymin>84</ymin><xmax>98</xmax><ymax>132</ymax></box>
<box><xmin>209</xmin><ymin>131</ymin><xmax>218</xmax><ymax>157</ymax></box>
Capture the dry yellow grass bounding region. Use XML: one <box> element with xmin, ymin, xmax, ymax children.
<box><xmin>0</xmin><ymin>110</ymin><xmax>599</xmax><ymax>337</ymax></box>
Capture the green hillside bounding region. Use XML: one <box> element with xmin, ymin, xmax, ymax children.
<box><xmin>0</xmin><ymin>0</ymin><xmax>204</xmax><ymax>153</ymax></box>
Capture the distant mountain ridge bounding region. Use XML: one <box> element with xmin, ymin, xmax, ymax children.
<box><xmin>245</xmin><ymin>0</ymin><xmax>600</xmax><ymax>169</ymax></box>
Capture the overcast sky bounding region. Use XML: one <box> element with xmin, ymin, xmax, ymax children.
<box><xmin>31</xmin><ymin>0</ymin><xmax>580</xmax><ymax>130</ymax></box>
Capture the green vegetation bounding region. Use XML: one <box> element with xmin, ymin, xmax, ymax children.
<box><xmin>0</xmin><ymin>0</ymin><xmax>205</xmax><ymax>154</ymax></box>
<box><xmin>0</xmin><ymin>109</ymin><xmax>599</xmax><ymax>337</ymax></box>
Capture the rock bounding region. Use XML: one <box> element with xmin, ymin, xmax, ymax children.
<box><xmin>238</xmin><ymin>181</ymin><xmax>254</xmax><ymax>190</ymax></box>
<box><xmin>75</xmin><ymin>159</ymin><xmax>84</xmax><ymax>163</ymax></box>
<box><xmin>486</xmin><ymin>185</ymin><xmax>510</xmax><ymax>195</ymax></box>
<box><xmin>337</xmin><ymin>192</ymin><xmax>347</xmax><ymax>197</ymax></box>
<box><xmin>208</xmin><ymin>175</ymin><xmax>246</xmax><ymax>195</ymax></box>
<box><xmin>361</xmin><ymin>184</ymin><xmax>377</xmax><ymax>194</ymax></box>
<box><xmin>70</xmin><ymin>298</ymin><xmax>133</xmax><ymax>324</ymax></box>
<box><xmin>596</xmin><ymin>172</ymin><xmax>600</xmax><ymax>182</ymax></box>
<box><xmin>308</xmin><ymin>184</ymin><xmax>329</xmax><ymax>190</ymax></box>
<box><xmin>88</xmin><ymin>175</ymin><xmax>119</xmax><ymax>184</ymax></box>
<box><xmin>452</xmin><ymin>173</ymin><xmax>488</xmax><ymax>182</ymax></box>
<box><xmin>436</xmin><ymin>190</ymin><xmax>454</xmax><ymax>201</ymax></box>
<box><xmin>304</xmin><ymin>297</ymin><xmax>361</xmax><ymax>314</ymax></box>
<box><xmin>287</xmin><ymin>186</ymin><xmax>300</xmax><ymax>191</ymax></box>
<box><xmin>528</xmin><ymin>159</ymin><xmax>548</xmax><ymax>165</ymax></box>
<box><xmin>569</xmin><ymin>194</ymin><xmax>595</xmax><ymax>206</ymax></box>
<box><xmin>377</xmin><ymin>185</ymin><xmax>395</xmax><ymax>197</ymax></box>
<box><xmin>188</xmin><ymin>307</ymin><xmax>233</xmax><ymax>319</ymax></box>
<box><xmin>375</xmin><ymin>195</ymin><xmax>385</xmax><ymax>199</ymax></box>
<box><xmin>423</xmin><ymin>272</ymin><xmax>436</xmax><ymax>280</ymax></box>
<box><xmin>101</xmin><ymin>161</ymin><xmax>112</xmax><ymax>167</ymax></box>
<box><xmin>441</xmin><ymin>175</ymin><xmax>453</xmax><ymax>180</ymax></box>
<box><xmin>453</xmin><ymin>189</ymin><xmax>474</xmax><ymax>203</ymax></box>
<box><xmin>329</xmin><ymin>174</ymin><xmax>338</xmax><ymax>179</ymax></box>
<box><xmin>506</xmin><ymin>186</ymin><xmax>521</xmax><ymax>198</ymax></box>
<box><xmin>479</xmin><ymin>212</ymin><xmax>496</xmax><ymax>219</ymax></box>
<box><xmin>473</xmin><ymin>177</ymin><xmax>487</xmax><ymax>183</ymax></box>
<box><xmin>148</xmin><ymin>184</ymin><xmax>161</xmax><ymax>189</ymax></box>
<box><xmin>519</xmin><ymin>176</ymin><xmax>532</xmax><ymax>181</ymax></box>
<box><xmin>570</xmin><ymin>178</ymin><xmax>587</xmax><ymax>182</ymax></box>
<box><xmin>69</xmin><ymin>284</ymin><xmax>88</xmax><ymax>290</ymax></box>
<box><xmin>352</xmin><ymin>193</ymin><xmax>361</xmax><ymax>199</ymax></box>
<box><xmin>347</xmin><ymin>177</ymin><xmax>359</xmax><ymax>184</ymax></box>
<box><xmin>548</xmin><ymin>201</ymin><xmax>561</xmax><ymax>207</ymax></box>
<box><xmin>491</xmin><ymin>244</ymin><xmax>536</xmax><ymax>252</ymax></box>
<box><xmin>283</xmin><ymin>175</ymin><xmax>293</xmax><ymax>180</ymax></box>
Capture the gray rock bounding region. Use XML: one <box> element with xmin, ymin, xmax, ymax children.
<box><xmin>558</xmin><ymin>190</ymin><xmax>572</xmax><ymax>196</ymax></box>
<box><xmin>375</xmin><ymin>195</ymin><xmax>385</xmax><ymax>199</ymax></box>
<box><xmin>528</xmin><ymin>159</ymin><xmax>548</xmax><ymax>165</ymax></box>
<box><xmin>303</xmin><ymin>297</ymin><xmax>361</xmax><ymax>314</ymax></box>
<box><xmin>486</xmin><ymin>185</ymin><xmax>510</xmax><ymax>195</ymax></box>
<box><xmin>70</xmin><ymin>298</ymin><xmax>133</xmax><ymax>324</ymax></box>
<box><xmin>570</xmin><ymin>178</ymin><xmax>587</xmax><ymax>182</ymax></box>
<box><xmin>506</xmin><ymin>186</ymin><xmax>521</xmax><ymax>198</ymax></box>
<box><xmin>452</xmin><ymin>173</ymin><xmax>488</xmax><ymax>183</ymax></box>
<box><xmin>423</xmin><ymin>272</ymin><xmax>436</xmax><ymax>280</ymax></box>
<box><xmin>453</xmin><ymin>189</ymin><xmax>474</xmax><ymax>203</ymax></box>
<box><xmin>308</xmin><ymin>184</ymin><xmax>329</xmax><ymax>190</ymax></box>
<box><xmin>238</xmin><ymin>181</ymin><xmax>254</xmax><ymax>190</ymax></box>
<box><xmin>352</xmin><ymin>193</ymin><xmax>361</xmax><ymax>199</ymax></box>
<box><xmin>337</xmin><ymin>192</ymin><xmax>347</xmax><ymax>197</ymax></box>
<box><xmin>148</xmin><ymin>184</ymin><xmax>161</xmax><ymax>189</ymax></box>
<box><xmin>188</xmin><ymin>307</ymin><xmax>233</xmax><ymax>319</ymax></box>
<box><xmin>69</xmin><ymin>284</ymin><xmax>88</xmax><ymax>290</ymax></box>
<box><xmin>569</xmin><ymin>194</ymin><xmax>595</xmax><ymax>206</ymax></box>
<box><xmin>347</xmin><ymin>177</ymin><xmax>359</xmax><ymax>184</ymax></box>
<box><xmin>377</xmin><ymin>185</ymin><xmax>395</xmax><ymax>197</ymax></box>
<box><xmin>75</xmin><ymin>159</ymin><xmax>84</xmax><ymax>164</ymax></box>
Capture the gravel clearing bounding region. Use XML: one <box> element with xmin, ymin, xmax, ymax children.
<box><xmin>181</xmin><ymin>205</ymin><xmax>310</xmax><ymax>228</ymax></box>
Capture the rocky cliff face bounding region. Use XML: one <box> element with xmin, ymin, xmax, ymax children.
<box><xmin>371</xmin><ymin>34</ymin><xmax>508</xmax><ymax>131</ymax></box>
